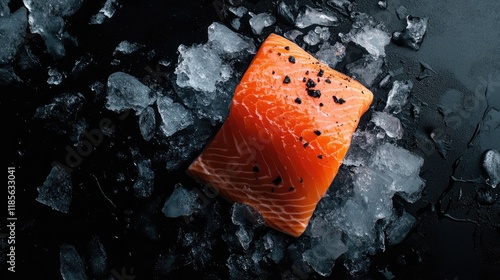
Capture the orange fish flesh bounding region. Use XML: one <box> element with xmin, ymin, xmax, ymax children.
<box><xmin>187</xmin><ymin>33</ymin><xmax>373</xmax><ymax>237</ymax></box>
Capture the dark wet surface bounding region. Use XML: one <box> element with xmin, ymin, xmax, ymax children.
<box><xmin>3</xmin><ymin>0</ymin><xmax>500</xmax><ymax>279</ymax></box>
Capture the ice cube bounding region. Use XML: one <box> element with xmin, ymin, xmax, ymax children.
<box><xmin>295</xmin><ymin>6</ymin><xmax>339</xmax><ymax>29</ymax></box>
<box><xmin>87</xmin><ymin>235</ymin><xmax>107</xmax><ymax>277</ymax></box>
<box><xmin>315</xmin><ymin>42</ymin><xmax>346</xmax><ymax>68</ymax></box>
<box><xmin>262</xmin><ymin>232</ymin><xmax>285</xmax><ymax>263</ymax></box>
<box><xmin>162</xmin><ymin>183</ymin><xmax>200</xmax><ymax>218</ymax></box>
<box><xmin>325</xmin><ymin>0</ymin><xmax>353</xmax><ymax>16</ymax></box>
<box><xmin>231</xmin><ymin>203</ymin><xmax>265</xmax><ymax>228</ymax></box>
<box><xmin>23</xmin><ymin>0</ymin><xmax>83</xmax><ymax>57</ymax></box>
<box><xmin>113</xmin><ymin>40</ymin><xmax>144</xmax><ymax>56</ymax></box>
<box><xmin>384</xmin><ymin>80</ymin><xmax>413</xmax><ymax>114</ymax></box>
<box><xmin>133</xmin><ymin>157</ymin><xmax>154</xmax><ymax>198</ymax></box>
<box><xmin>0</xmin><ymin>66</ymin><xmax>21</xmax><ymax>85</ymax></box>
<box><xmin>277</xmin><ymin>0</ymin><xmax>295</xmax><ymax>25</ymax></box>
<box><xmin>345</xmin><ymin>54</ymin><xmax>384</xmax><ymax>87</ymax></box>
<box><xmin>89</xmin><ymin>0</ymin><xmax>118</xmax><ymax>25</ymax></box>
<box><xmin>377</xmin><ymin>1</ymin><xmax>387</xmax><ymax>10</ymax></box>
<box><xmin>207</xmin><ymin>22</ymin><xmax>255</xmax><ymax>55</ymax></box>
<box><xmin>303</xmin><ymin>30</ymin><xmax>320</xmax><ymax>46</ymax></box>
<box><xmin>105</xmin><ymin>72</ymin><xmax>155</xmax><ymax>115</ymax></box>
<box><xmin>283</xmin><ymin>29</ymin><xmax>303</xmax><ymax>41</ymax></box>
<box><xmin>371</xmin><ymin>111</ymin><xmax>403</xmax><ymax>139</ymax></box>
<box><xmin>175</xmin><ymin>43</ymin><xmax>223</xmax><ymax>93</ymax></box>
<box><xmin>392</xmin><ymin>16</ymin><xmax>428</xmax><ymax>51</ymax></box>
<box><xmin>340</xmin><ymin>13</ymin><xmax>390</xmax><ymax>58</ymax></box>
<box><xmin>352</xmin><ymin>166</ymin><xmax>394</xmax><ymax>220</ymax></box>
<box><xmin>236</xmin><ymin>226</ymin><xmax>253</xmax><ymax>250</ymax></box>
<box><xmin>386</xmin><ymin>211</ymin><xmax>416</xmax><ymax>245</ymax></box>
<box><xmin>47</xmin><ymin>68</ymin><xmax>64</xmax><ymax>85</ymax></box>
<box><xmin>302</xmin><ymin>230</ymin><xmax>347</xmax><ymax>276</ymax></box>
<box><xmin>156</xmin><ymin>96</ymin><xmax>194</xmax><ymax>137</ymax></box>
<box><xmin>482</xmin><ymin>149</ymin><xmax>500</xmax><ymax>188</ymax></box>
<box><xmin>229</xmin><ymin>6</ymin><xmax>247</xmax><ymax>18</ymax></box>
<box><xmin>249</xmin><ymin>12</ymin><xmax>276</xmax><ymax>35</ymax></box>
<box><xmin>36</xmin><ymin>165</ymin><xmax>72</xmax><ymax>213</ymax></box>
<box><xmin>60</xmin><ymin>243</ymin><xmax>88</xmax><ymax>280</ymax></box>
<box><xmin>138</xmin><ymin>106</ymin><xmax>156</xmax><ymax>141</ymax></box>
<box><xmin>33</xmin><ymin>92</ymin><xmax>84</xmax><ymax>122</ymax></box>
<box><xmin>0</xmin><ymin>7</ymin><xmax>28</xmax><ymax>64</ymax></box>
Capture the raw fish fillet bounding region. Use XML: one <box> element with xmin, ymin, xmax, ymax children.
<box><xmin>188</xmin><ymin>33</ymin><xmax>373</xmax><ymax>237</ymax></box>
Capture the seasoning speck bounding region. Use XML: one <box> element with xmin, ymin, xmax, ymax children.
<box><xmin>294</xmin><ymin>97</ymin><xmax>302</xmax><ymax>104</ymax></box>
<box><xmin>318</xmin><ymin>69</ymin><xmax>324</xmax><ymax>77</ymax></box>
<box><xmin>253</xmin><ymin>165</ymin><xmax>260</xmax><ymax>172</ymax></box>
<box><xmin>305</xmin><ymin>70</ymin><xmax>309</xmax><ymax>75</ymax></box>
<box><xmin>306</xmin><ymin>79</ymin><xmax>316</xmax><ymax>88</ymax></box>
<box><xmin>289</xmin><ymin>186</ymin><xmax>295</xmax><ymax>191</ymax></box>
<box><xmin>289</xmin><ymin>56</ymin><xmax>296</xmax><ymax>63</ymax></box>
<box><xmin>314</xmin><ymin>130</ymin><xmax>321</xmax><ymax>136</ymax></box>
<box><xmin>272</xmin><ymin>176</ymin><xmax>282</xmax><ymax>186</ymax></box>
<box><xmin>319</xmin><ymin>103</ymin><xmax>324</xmax><ymax>107</ymax></box>
<box><xmin>283</xmin><ymin>75</ymin><xmax>291</xmax><ymax>84</ymax></box>
<box><xmin>325</xmin><ymin>78</ymin><xmax>331</xmax><ymax>84</ymax></box>
<box><xmin>307</xmin><ymin>89</ymin><xmax>321</xmax><ymax>98</ymax></box>
<box><xmin>302</xmin><ymin>77</ymin><xmax>307</xmax><ymax>82</ymax></box>
<box><xmin>303</xmin><ymin>142</ymin><xmax>309</xmax><ymax>148</ymax></box>
<box><xmin>318</xmin><ymin>155</ymin><xmax>323</xmax><ymax>159</ymax></box>
<box><xmin>285</xmin><ymin>46</ymin><xmax>290</xmax><ymax>50</ymax></box>
<box><xmin>333</xmin><ymin>96</ymin><xmax>346</xmax><ymax>104</ymax></box>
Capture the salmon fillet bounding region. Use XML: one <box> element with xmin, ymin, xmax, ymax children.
<box><xmin>187</xmin><ymin>33</ymin><xmax>373</xmax><ymax>237</ymax></box>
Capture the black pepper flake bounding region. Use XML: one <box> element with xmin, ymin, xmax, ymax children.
<box><xmin>299</xmin><ymin>136</ymin><xmax>303</xmax><ymax>141</ymax></box>
<box><xmin>307</xmin><ymin>89</ymin><xmax>321</xmax><ymax>98</ymax></box>
<box><xmin>318</xmin><ymin>69</ymin><xmax>324</xmax><ymax>77</ymax></box>
<box><xmin>302</xmin><ymin>77</ymin><xmax>307</xmax><ymax>82</ymax></box>
<box><xmin>303</xmin><ymin>142</ymin><xmax>309</xmax><ymax>148</ymax></box>
<box><xmin>271</xmin><ymin>187</ymin><xmax>275</xmax><ymax>193</ymax></box>
<box><xmin>272</xmin><ymin>176</ymin><xmax>282</xmax><ymax>186</ymax></box>
<box><xmin>306</xmin><ymin>79</ymin><xmax>316</xmax><ymax>88</ymax></box>
<box><xmin>299</xmin><ymin>177</ymin><xmax>303</xmax><ymax>183</ymax></box>
<box><xmin>289</xmin><ymin>186</ymin><xmax>295</xmax><ymax>191</ymax></box>
<box><xmin>278</xmin><ymin>52</ymin><xmax>282</xmax><ymax>56</ymax></box>
<box><xmin>333</xmin><ymin>96</ymin><xmax>346</xmax><ymax>104</ymax></box>
<box><xmin>289</xmin><ymin>56</ymin><xmax>296</xmax><ymax>63</ymax></box>
<box><xmin>283</xmin><ymin>75</ymin><xmax>291</xmax><ymax>84</ymax></box>
<box><xmin>314</xmin><ymin>130</ymin><xmax>321</xmax><ymax>136</ymax></box>
<box><xmin>318</xmin><ymin>155</ymin><xmax>323</xmax><ymax>159</ymax></box>
<box><xmin>285</xmin><ymin>46</ymin><xmax>290</xmax><ymax>50</ymax></box>
<box><xmin>325</xmin><ymin>78</ymin><xmax>331</xmax><ymax>84</ymax></box>
<box><xmin>272</xmin><ymin>71</ymin><xmax>275</xmax><ymax>74</ymax></box>
<box><xmin>319</xmin><ymin>103</ymin><xmax>324</xmax><ymax>107</ymax></box>
<box><xmin>294</xmin><ymin>97</ymin><xmax>302</xmax><ymax>104</ymax></box>
<box><xmin>305</xmin><ymin>70</ymin><xmax>309</xmax><ymax>75</ymax></box>
<box><xmin>253</xmin><ymin>165</ymin><xmax>260</xmax><ymax>173</ymax></box>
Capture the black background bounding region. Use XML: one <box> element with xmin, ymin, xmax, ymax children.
<box><xmin>2</xmin><ymin>0</ymin><xmax>500</xmax><ymax>279</ymax></box>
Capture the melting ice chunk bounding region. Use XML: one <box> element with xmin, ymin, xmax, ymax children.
<box><xmin>295</xmin><ymin>6</ymin><xmax>339</xmax><ymax>29</ymax></box>
<box><xmin>23</xmin><ymin>0</ymin><xmax>83</xmax><ymax>57</ymax></box>
<box><xmin>0</xmin><ymin>7</ymin><xmax>28</xmax><ymax>64</ymax></box>
<box><xmin>34</xmin><ymin>92</ymin><xmax>85</xmax><ymax>135</ymax></box>
<box><xmin>47</xmin><ymin>68</ymin><xmax>64</xmax><ymax>85</ymax></box>
<box><xmin>36</xmin><ymin>165</ymin><xmax>72</xmax><ymax>213</ymax></box>
<box><xmin>133</xmin><ymin>157</ymin><xmax>154</xmax><ymax>198</ymax></box>
<box><xmin>345</xmin><ymin>54</ymin><xmax>384</xmax><ymax>88</ymax></box>
<box><xmin>249</xmin><ymin>12</ymin><xmax>276</xmax><ymax>35</ymax></box>
<box><xmin>482</xmin><ymin>149</ymin><xmax>500</xmax><ymax>188</ymax></box>
<box><xmin>371</xmin><ymin>111</ymin><xmax>403</xmax><ymax>139</ymax></box>
<box><xmin>106</xmin><ymin>72</ymin><xmax>155</xmax><ymax>114</ymax></box>
<box><xmin>277</xmin><ymin>0</ymin><xmax>295</xmax><ymax>25</ymax></box>
<box><xmin>229</xmin><ymin>6</ymin><xmax>247</xmax><ymax>18</ymax></box>
<box><xmin>325</xmin><ymin>0</ymin><xmax>353</xmax><ymax>16</ymax></box>
<box><xmin>162</xmin><ymin>184</ymin><xmax>200</xmax><ymax>218</ymax></box>
<box><xmin>340</xmin><ymin>13</ymin><xmax>390</xmax><ymax>57</ymax></box>
<box><xmin>315</xmin><ymin>42</ymin><xmax>346</xmax><ymax>68</ymax></box>
<box><xmin>384</xmin><ymin>80</ymin><xmax>413</xmax><ymax>114</ymax></box>
<box><xmin>0</xmin><ymin>0</ymin><xmax>10</xmax><ymax>16</ymax></box>
<box><xmin>138</xmin><ymin>106</ymin><xmax>156</xmax><ymax>141</ymax></box>
<box><xmin>157</xmin><ymin>96</ymin><xmax>194</xmax><ymax>137</ymax></box>
<box><xmin>175</xmin><ymin>44</ymin><xmax>223</xmax><ymax>93</ymax></box>
<box><xmin>392</xmin><ymin>16</ymin><xmax>428</xmax><ymax>51</ymax></box>
<box><xmin>208</xmin><ymin>22</ymin><xmax>255</xmax><ymax>55</ymax></box>
<box><xmin>89</xmin><ymin>0</ymin><xmax>118</xmax><ymax>25</ymax></box>
<box><xmin>87</xmin><ymin>235</ymin><xmax>107</xmax><ymax>277</ymax></box>
<box><xmin>303</xmin><ymin>230</ymin><xmax>347</xmax><ymax>276</ymax></box>
<box><xmin>372</xmin><ymin>143</ymin><xmax>425</xmax><ymax>202</ymax></box>
<box><xmin>113</xmin><ymin>40</ymin><xmax>144</xmax><ymax>56</ymax></box>
<box><xmin>60</xmin><ymin>243</ymin><xmax>88</xmax><ymax>280</ymax></box>
<box><xmin>385</xmin><ymin>211</ymin><xmax>416</xmax><ymax>245</ymax></box>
